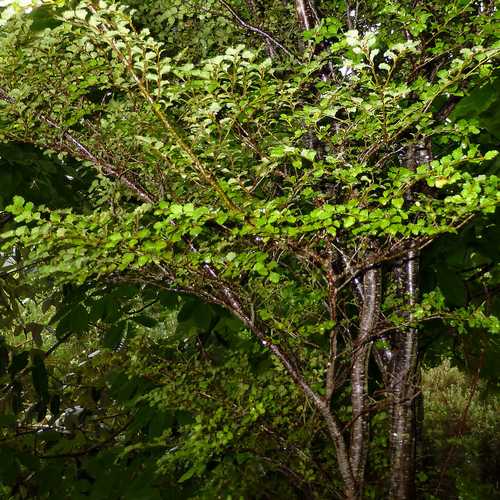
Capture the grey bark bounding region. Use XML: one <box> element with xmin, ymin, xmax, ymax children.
<box><xmin>294</xmin><ymin>0</ymin><xmax>334</xmax><ymax>80</ymax></box>
<box><xmin>294</xmin><ymin>3</ymin><xmax>374</xmax><ymax>496</ymax></box>
<box><xmin>295</xmin><ymin>0</ymin><xmax>320</xmax><ymax>30</ymax></box>
<box><xmin>389</xmin><ymin>244</ymin><xmax>419</xmax><ymax>499</ymax></box>
<box><xmin>388</xmin><ymin>144</ymin><xmax>429</xmax><ymax>499</ymax></box>
<box><xmin>350</xmin><ymin>265</ymin><xmax>381</xmax><ymax>490</ymax></box>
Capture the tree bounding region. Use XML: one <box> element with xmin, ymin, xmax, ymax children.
<box><xmin>0</xmin><ymin>0</ymin><xmax>499</xmax><ymax>498</ymax></box>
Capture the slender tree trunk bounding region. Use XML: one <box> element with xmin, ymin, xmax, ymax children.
<box><xmin>254</xmin><ymin>3</ymin><xmax>426</xmax><ymax>497</ymax></box>
<box><xmin>295</xmin><ymin>0</ymin><xmax>320</xmax><ymax>30</ymax></box>
<box><xmin>318</xmin><ymin>404</ymin><xmax>359</xmax><ymax>500</ymax></box>
<box><xmin>295</xmin><ymin>3</ymin><xmax>372</xmax><ymax>496</ymax></box>
<box><xmin>350</xmin><ymin>265</ymin><xmax>381</xmax><ymax>492</ymax></box>
<box><xmin>389</xmin><ymin>243</ymin><xmax>419</xmax><ymax>499</ymax></box>
<box><xmin>388</xmin><ymin>144</ymin><xmax>429</xmax><ymax>499</ymax></box>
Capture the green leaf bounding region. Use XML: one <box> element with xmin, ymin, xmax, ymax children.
<box><xmin>268</xmin><ymin>272</ymin><xmax>280</xmax><ymax>283</ymax></box>
<box><xmin>132</xmin><ymin>315</ymin><xmax>158</xmax><ymax>328</ymax></box>
<box><xmin>301</xmin><ymin>149</ymin><xmax>316</xmax><ymax>162</ymax></box>
<box><xmin>28</xmin><ymin>5</ymin><xmax>62</xmax><ymax>32</ymax></box>
<box><xmin>226</xmin><ymin>252</ymin><xmax>237</xmax><ymax>262</ymax></box>
<box><xmin>31</xmin><ymin>351</ymin><xmax>49</xmax><ymax>402</ymax></box>
<box><xmin>9</xmin><ymin>351</ymin><xmax>29</xmax><ymax>377</ymax></box>
<box><xmin>435</xmin><ymin>177</ymin><xmax>449</xmax><ymax>188</ymax></box>
<box><xmin>137</xmin><ymin>255</ymin><xmax>150</xmax><ymax>266</ymax></box>
<box><xmin>170</xmin><ymin>204</ymin><xmax>183</xmax><ymax>216</ymax></box>
<box><xmin>12</xmin><ymin>195</ymin><xmax>25</xmax><ymax>206</ymax></box>
<box><xmin>56</xmin><ymin>304</ymin><xmax>89</xmax><ymax>337</ymax></box>
<box><xmin>158</xmin><ymin>292</ymin><xmax>179</xmax><ymax>309</ymax></box>
<box><xmin>253</xmin><ymin>261</ymin><xmax>269</xmax><ymax>276</ymax></box>
<box><xmin>391</xmin><ymin>198</ymin><xmax>404</xmax><ymax>209</ymax></box>
<box><xmin>75</xmin><ymin>9</ymin><xmax>88</xmax><ymax>20</ymax></box>
<box><xmin>344</xmin><ymin>216</ymin><xmax>356</xmax><ymax>228</ymax></box>
<box><xmin>177</xmin><ymin>300</ymin><xmax>213</xmax><ymax>330</ymax></box>
<box><xmin>108</xmin><ymin>232</ymin><xmax>123</xmax><ymax>243</ymax></box>
<box><xmin>103</xmin><ymin>321</ymin><xmax>128</xmax><ymax>349</ymax></box>
<box><xmin>0</xmin><ymin>414</ymin><xmax>16</xmax><ymax>428</ymax></box>
<box><xmin>178</xmin><ymin>466</ymin><xmax>198</xmax><ymax>483</ymax></box>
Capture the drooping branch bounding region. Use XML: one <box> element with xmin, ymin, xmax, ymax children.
<box><xmin>245</xmin><ymin>0</ymin><xmax>276</xmax><ymax>58</ymax></box>
<box><xmin>218</xmin><ymin>0</ymin><xmax>297</xmax><ymax>59</ymax></box>
<box><xmin>198</xmin><ymin>273</ymin><xmax>358</xmax><ymax>497</ymax></box>
<box><xmin>1</xmin><ymin>86</ymin><xmax>320</xmax><ymax>428</ymax></box>
<box><xmin>0</xmin><ymin>88</ymin><xmax>155</xmax><ymax>204</ymax></box>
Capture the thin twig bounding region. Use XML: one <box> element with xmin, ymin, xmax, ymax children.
<box><xmin>0</xmin><ymin>88</ymin><xmax>155</xmax><ymax>204</ymax></box>
<box><xmin>218</xmin><ymin>0</ymin><xmax>297</xmax><ymax>60</ymax></box>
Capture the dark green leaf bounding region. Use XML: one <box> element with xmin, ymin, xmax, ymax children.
<box><xmin>56</xmin><ymin>304</ymin><xmax>89</xmax><ymax>337</ymax></box>
<box><xmin>31</xmin><ymin>351</ymin><xmax>49</xmax><ymax>402</ymax></box>
<box><xmin>102</xmin><ymin>320</ymin><xmax>128</xmax><ymax>349</ymax></box>
<box><xmin>0</xmin><ymin>413</ymin><xmax>16</xmax><ymax>428</ymax></box>
<box><xmin>131</xmin><ymin>315</ymin><xmax>158</xmax><ymax>328</ymax></box>
<box><xmin>158</xmin><ymin>291</ymin><xmax>179</xmax><ymax>309</ymax></box>
<box><xmin>9</xmin><ymin>351</ymin><xmax>29</xmax><ymax>377</ymax></box>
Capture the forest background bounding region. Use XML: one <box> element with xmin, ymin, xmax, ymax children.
<box><xmin>0</xmin><ymin>0</ymin><xmax>499</xmax><ymax>498</ymax></box>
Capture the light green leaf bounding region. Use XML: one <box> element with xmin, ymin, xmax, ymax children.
<box><xmin>268</xmin><ymin>272</ymin><xmax>280</xmax><ymax>283</ymax></box>
<box><xmin>391</xmin><ymin>198</ymin><xmax>404</xmax><ymax>209</ymax></box>
<box><xmin>344</xmin><ymin>216</ymin><xmax>356</xmax><ymax>228</ymax></box>
<box><xmin>75</xmin><ymin>9</ymin><xmax>87</xmax><ymax>20</ymax></box>
<box><xmin>301</xmin><ymin>149</ymin><xmax>316</xmax><ymax>162</ymax></box>
<box><xmin>253</xmin><ymin>262</ymin><xmax>268</xmax><ymax>276</ymax></box>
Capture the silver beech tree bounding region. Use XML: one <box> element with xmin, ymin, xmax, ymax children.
<box><xmin>1</xmin><ymin>0</ymin><xmax>499</xmax><ymax>498</ymax></box>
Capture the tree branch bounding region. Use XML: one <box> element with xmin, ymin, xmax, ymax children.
<box><xmin>218</xmin><ymin>0</ymin><xmax>297</xmax><ymax>59</ymax></box>
<box><xmin>0</xmin><ymin>87</ymin><xmax>155</xmax><ymax>204</ymax></box>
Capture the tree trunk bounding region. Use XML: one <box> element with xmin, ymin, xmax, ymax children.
<box><xmin>249</xmin><ymin>4</ymin><xmax>428</xmax><ymax>498</ymax></box>
<box><xmin>294</xmin><ymin>0</ymin><xmax>320</xmax><ymax>30</ymax></box>
<box><xmin>294</xmin><ymin>4</ymin><xmax>374</xmax><ymax>495</ymax></box>
<box><xmin>350</xmin><ymin>265</ymin><xmax>381</xmax><ymax>493</ymax></box>
<box><xmin>388</xmin><ymin>246</ymin><xmax>419</xmax><ymax>499</ymax></box>
<box><xmin>294</xmin><ymin>0</ymin><xmax>334</xmax><ymax>80</ymax></box>
<box><xmin>388</xmin><ymin>144</ymin><xmax>429</xmax><ymax>499</ymax></box>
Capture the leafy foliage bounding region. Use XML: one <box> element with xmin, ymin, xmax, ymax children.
<box><xmin>0</xmin><ymin>0</ymin><xmax>499</xmax><ymax>498</ymax></box>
